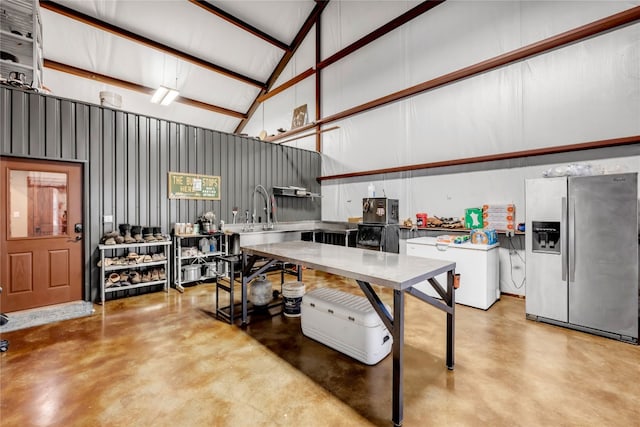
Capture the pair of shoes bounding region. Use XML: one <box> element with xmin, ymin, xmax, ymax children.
<box><xmin>142</xmin><ymin>227</ymin><xmax>156</xmax><ymax>242</ymax></box>
<box><xmin>153</xmin><ymin>227</ymin><xmax>164</xmax><ymax>241</ymax></box>
<box><xmin>119</xmin><ymin>272</ymin><xmax>131</xmax><ymax>286</ymax></box>
<box><xmin>130</xmin><ymin>271</ymin><xmax>142</xmax><ymax>284</ymax></box>
<box><xmin>119</xmin><ymin>224</ymin><xmax>136</xmax><ymax>244</ymax></box>
<box><xmin>131</xmin><ymin>226</ymin><xmax>144</xmax><ymax>243</ymax></box>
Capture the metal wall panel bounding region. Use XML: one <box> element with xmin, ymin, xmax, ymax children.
<box><xmin>0</xmin><ymin>86</ymin><xmax>321</xmax><ymax>301</ymax></box>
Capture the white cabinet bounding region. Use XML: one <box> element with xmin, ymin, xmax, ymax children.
<box><xmin>98</xmin><ymin>241</ymin><xmax>172</xmax><ymax>303</ymax></box>
<box><xmin>0</xmin><ymin>0</ymin><xmax>43</xmax><ymax>89</ymax></box>
<box><xmin>173</xmin><ymin>233</ymin><xmax>225</xmax><ymax>292</ymax></box>
<box><xmin>406</xmin><ymin>237</ymin><xmax>499</xmax><ymax>310</ymax></box>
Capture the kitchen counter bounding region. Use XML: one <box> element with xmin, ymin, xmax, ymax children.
<box><xmin>222</xmin><ymin>221</ymin><xmax>358</xmax><ymax>249</ymax></box>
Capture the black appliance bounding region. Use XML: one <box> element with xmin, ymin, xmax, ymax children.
<box><xmin>356</xmin><ymin>223</ymin><xmax>399</xmax><ymax>253</ymax></box>
<box><xmin>357</xmin><ymin>198</ymin><xmax>400</xmax><ymax>253</ymax></box>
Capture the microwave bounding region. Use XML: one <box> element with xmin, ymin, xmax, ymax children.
<box><xmin>362</xmin><ymin>198</ymin><xmax>399</xmax><ymax>224</ymax></box>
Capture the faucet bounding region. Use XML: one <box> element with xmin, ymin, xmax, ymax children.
<box><xmin>252</xmin><ymin>184</ymin><xmax>273</xmax><ymax>230</ymax></box>
<box><xmin>242</xmin><ymin>209</ymin><xmax>252</xmax><ymax>232</ymax></box>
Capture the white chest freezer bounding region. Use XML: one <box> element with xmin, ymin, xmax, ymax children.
<box><xmin>406</xmin><ymin>236</ymin><xmax>499</xmax><ymax>310</ymax></box>
<box><xmin>301</xmin><ymin>288</ymin><xmax>392</xmax><ymax>365</ymax></box>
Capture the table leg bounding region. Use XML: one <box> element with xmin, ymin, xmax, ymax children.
<box><xmin>242</xmin><ymin>252</ymin><xmax>248</xmax><ymax>325</ymax></box>
<box><xmin>229</xmin><ymin>260</ymin><xmax>235</xmax><ymax>323</ymax></box>
<box><xmin>392</xmin><ymin>289</ymin><xmax>405</xmax><ymax>426</ymax></box>
<box><xmin>446</xmin><ymin>269</ymin><xmax>455</xmax><ymax>370</ymax></box>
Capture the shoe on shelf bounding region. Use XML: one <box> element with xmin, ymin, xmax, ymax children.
<box><xmin>131</xmin><ymin>226</ymin><xmax>144</xmax><ymax>243</ymax></box>
<box><xmin>130</xmin><ymin>271</ymin><xmax>142</xmax><ymax>284</ymax></box>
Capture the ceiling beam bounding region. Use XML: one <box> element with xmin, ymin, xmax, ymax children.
<box><xmin>188</xmin><ymin>0</ymin><xmax>290</xmax><ymax>52</ymax></box>
<box><xmin>44</xmin><ymin>59</ymin><xmax>247</xmax><ymax>119</ymax></box>
<box><xmin>256</xmin><ymin>68</ymin><xmax>315</xmax><ymax>103</ymax></box>
<box><xmin>317</xmin><ymin>0</ymin><xmax>446</xmax><ymax>71</ymax></box>
<box><xmin>318</xmin><ymin>136</ymin><xmax>640</xmax><ymax>181</ymax></box>
<box><xmin>40</xmin><ymin>0</ymin><xmax>265</xmax><ymax>89</ymax></box>
<box><xmin>234</xmin><ymin>1</ymin><xmax>330</xmax><ymax>135</ymax></box>
<box><xmin>260</xmin><ymin>0</ymin><xmax>444</xmax><ymax>143</ymax></box>
<box><xmin>270</xmin><ymin>4</ymin><xmax>640</xmax><ymax>144</ymax></box>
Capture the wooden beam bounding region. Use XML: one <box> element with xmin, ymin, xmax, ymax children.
<box><xmin>318</xmin><ymin>136</ymin><xmax>640</xmax><ymax>181</ymax></box>
<box><xmin>264</xmin><ymin>122</ymin><xmax>317</xmax><ymax>142</ymax></box>
<box><xmin>256</xmin><ymin>68</ymin><xmax>315</xmax><ymax>103</ymax></box>
<box><xmin>40</xmin><ymin>0</ymin><xmax>265</xmax><ymax>89</ymax></box>
<box><xmin>317</xmin><ymin>0</ymin><xmax>445</xmax><ymax>71</ymax></box>
<box><xmin>188</xmin><ymin>0</ymin><xmax>290</xmax><ymax>52</ymax></box>
<box><xmin>44</xmin><ymin>59</ymin><xmax>247</xmax><ymax>119</ymax></box>
<box><xmin>234</xmin><ymin>1</ymin><xmax>330</xmax><ymax>134</ymax></box>
<box><xmin>275</xmin><ymin>126</ymin><xmax>339</xmax><ymax>145</ymax></box>
<box><xmin>315</xmin><ymin>9</ymin><xmax>322</xmax><ymax>152</ymax></box>
<box><xmin>270</xmin><ymin>5</ymin><xmax>640</xmax><ymax>143</ymax></box>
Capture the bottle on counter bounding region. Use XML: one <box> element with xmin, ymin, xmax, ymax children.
<box><xmin>209</xmin><ymin>237</ymin><xmax>216</xmax><ymax>253</ymax></box>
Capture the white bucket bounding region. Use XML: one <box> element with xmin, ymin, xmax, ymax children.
<box><xmin>282</xmin><ymin>281</ymin><xmax>305</xmax><ymax>317</ymax></box>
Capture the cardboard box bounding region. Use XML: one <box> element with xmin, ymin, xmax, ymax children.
<box><xmin>464</xmin><ymin>208</ymin><xmax>484</xmax><ymax>229</ymax></box>
<box><xmin>348</xmin><ymin>217</ymin><xmax>362</xmax><ymax>223</ymax></box>
<box><xmin>482</xmin><ymin>204</ymin><xmax>515</xmax><ymax>231</ymax></box>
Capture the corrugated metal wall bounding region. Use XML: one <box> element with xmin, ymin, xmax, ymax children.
<box><xmin>0</xmin><ymin>87</ymin><xmax>321</xmax><ymax>300</ymax></box>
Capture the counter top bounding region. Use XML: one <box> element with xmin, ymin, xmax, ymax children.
<box><xmin>241</xmin><ymin>240</ymin><xmax>455</xmax><ymax>290</ymax></box>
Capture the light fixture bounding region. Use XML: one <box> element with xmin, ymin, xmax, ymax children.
<box><xmin>150</xmin><ymin>85</ymin><xmax>179</xmax><ymax>106</ymax></box>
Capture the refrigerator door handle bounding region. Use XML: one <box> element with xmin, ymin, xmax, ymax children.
<box><xmin>568</xmin><ymin>197</ymin><xmax>576</xmax><ymax>283</ymax></box>
<box><xmin>561</xmin><ymin>197</ymin><xmax>567</xmax><ymax>281</ymax></box>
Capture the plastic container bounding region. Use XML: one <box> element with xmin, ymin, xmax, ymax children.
<box><xmin>249</xmin><ymin>274</ymin><xmax>272</xmax><ymax>306</ymax></box>
<box><xmin>301</xmin><ymin>287</ymin><xmax>392</xmax><ymax>365</ymax></box>
<box><xmin>367</xmin><ymin>183</ymin><xmax>376</xmax><ymax>198</ymax></box>
<box><xmin>282</xmin><ymin>281</ymin><xmax>305</xmax><ymax>317</ymax></box>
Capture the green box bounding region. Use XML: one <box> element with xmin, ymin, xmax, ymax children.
<box><xmin>464</xmin><ymin>208</ymin><xmax>484</xmax><ymax>229</ymax></box>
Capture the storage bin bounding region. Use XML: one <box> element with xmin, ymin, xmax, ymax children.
<box><xmin>301</xmin><ymin>288</ymin><xmax>392</xmax><ymax>365</ymax></box>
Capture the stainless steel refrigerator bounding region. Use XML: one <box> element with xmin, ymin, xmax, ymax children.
<box><xmin>525</xmin><ymin>173</ymin><xmax>639</xmax><ymax>343</ymax></box>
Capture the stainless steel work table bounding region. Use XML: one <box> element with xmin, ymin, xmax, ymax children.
<box><xmin>241</xmin><ymin>241</ymin><xmax>456</xmax><ymax>427</ymax></box>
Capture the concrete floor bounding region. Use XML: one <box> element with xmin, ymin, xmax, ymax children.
<box><xmin>1</xmin><ymin>269</ymin><xmax>639</xmax><ymax>426</ymax></box>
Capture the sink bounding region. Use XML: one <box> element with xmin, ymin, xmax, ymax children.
<box><xmin>223</xmin><ymin>220</ymin><xmax>357</xmax><ymax>251</ymax></box>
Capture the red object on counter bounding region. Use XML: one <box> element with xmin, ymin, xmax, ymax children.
<box><xmin>416</xmin><ymin>213</ymin><xmax>428</xmax><ymax>228</ymax></box>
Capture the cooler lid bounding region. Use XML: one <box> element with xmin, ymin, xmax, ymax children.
<box><xmin>302</xmin><ymin>288</ymin><xmax>390</xmax><ymax>328</ymax></box>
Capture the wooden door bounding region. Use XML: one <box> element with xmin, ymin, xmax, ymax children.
<box><xmin>1</xmin><ymin>157</ymin><xmax>83</xmax><ymax>312</ymax></box>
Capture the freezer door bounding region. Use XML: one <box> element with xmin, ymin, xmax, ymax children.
<box><xmin>525</xmin><ymin>177</ymin><xmax>568</xmax><ymax>322</ymax></box>
<box><xmin>568</xmin><ymin>173</ymin><xmax>638</xmax><ymax>339</ymax></box>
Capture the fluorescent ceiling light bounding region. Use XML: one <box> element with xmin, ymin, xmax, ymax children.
<box><xmin>151</xmin><ymin>86</ymin><xmax>179</xmax><ymax>106</ymax></box>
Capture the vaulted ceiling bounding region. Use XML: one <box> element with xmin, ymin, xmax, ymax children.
<box><xmin>40</xmin><ymin>0</ymin><xmax>324</xmax><ymax>134</ymax></box>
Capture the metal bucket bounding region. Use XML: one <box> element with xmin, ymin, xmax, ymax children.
<box><xmin>182</xmin><ymin>265</ymin><xmax>201</xmax><ymax>282</ymax></box>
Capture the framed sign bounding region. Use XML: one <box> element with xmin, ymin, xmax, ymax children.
<box><xmin>168</xmin><ymin>172</ymin><xmax>220</xmax><ymax>200</ymax></box>
<box><xmin>291</xmin><ymin>104</ymin><xmax>308</xmax><ymax>129</ymax></box>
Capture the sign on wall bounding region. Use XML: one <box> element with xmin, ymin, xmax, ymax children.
<box><xmin>168</xmin><ymin>172</ymin><xmax>220</xmax><ymax>200</ymax></box>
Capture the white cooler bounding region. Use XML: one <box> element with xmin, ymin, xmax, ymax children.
<box><xmin>406</xmin><ymin>236</ymin><xmax>499</xmax><ymax>310</ymax></box>
<box><xmin>301</xmin><ymin>288</ymin><xmax>393</xmax><ymax>365</ymax></box>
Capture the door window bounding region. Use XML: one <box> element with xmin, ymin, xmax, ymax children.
<box><xmin>9</xmin><ymin>170</ymin><xmax>68</xmax><ymax>237</ymax></box>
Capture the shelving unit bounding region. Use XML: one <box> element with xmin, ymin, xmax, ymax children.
<box><xmin>98</xmin><ymin>240</ymin><xmax>172</xmax><ymax>303</ymax></box>
<box><xmin>173</xmin><ymin>233</ymin><xmax>225</xmax><ymax>292</ymax></box>
<box><xmin>273</xmin><ymin>186</ymin><xmax>320</xmax><ymax>199</ymax></box>
<box><xmin>0</xmin><ymin>0</ymin><xmax>43</xmax><ymax>89</ymax></box>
